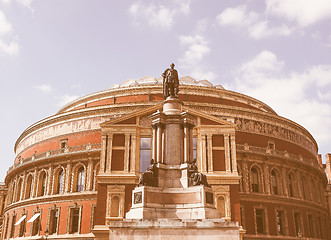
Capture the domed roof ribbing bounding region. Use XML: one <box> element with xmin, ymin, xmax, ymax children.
<box><xmin>110</xmin><ymin>76</ymin><xmax>224</xmax><ymax>89</ymax></box>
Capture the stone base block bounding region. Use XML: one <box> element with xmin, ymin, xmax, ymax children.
<box><xmin>126</xmin><ymin>206</ymin><xmax>221</xmax><ymax>220</ymax></box>
<box><xmin>108</xmin><ymin>219</ymin><xmax>240</xmax><ymax>240</ymax></box>
<box><xmin>126</xmin><ymin>185</ymin><xmax>220</xmax><ymax>220</ymax></box>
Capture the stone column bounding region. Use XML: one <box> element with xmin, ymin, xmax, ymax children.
<box><xmin>152</xmin><ymin>126</ymin><xmax>157</xmax><ymax>160</ymax></box>
<box><xmin>164</xmin><ymin>120</ymin><xmax>183</xmax><ymax>165</ymax></box>
<box><xmin>201</xmin><ymin>135</ymin><xmax>207</xmax><ymax>173</ymax></box>
<box><xmin>130</xmin><ymin>134</ymin><xmax>136</xmax><ymax>173</ymax></box>
<box><xmin>65</xmin><ymin>162</ymin><xmax>72</xmax><ymax>193</ymax></box>
<box><xmin>157</xmin><ymin>125</ymin><xmax>163</xmax><ymax>163</ymax></box>
<box><xmin>124</xmin><ymin>134</ymin><xmax>130</xmax><ymax>172</ymax></box>
<box><xmin>107</xmin><ymin>134</ymin><xmax>113</xmax><ymax>172</ymax></box>
<box><xmin>242</xmin><ymin>160</ymin><xmax>249</xmax><ymax>192</ymax></box>
<box><xmin>281</xmin><ymin>167</ymin><xmax>288</xmax><ymax>196</ymax></box>
<box><xmin>100</xmin><ymin>135</ymin><xmax>107</xmax><ymax>173</ymax></box>
<box><xmin>224</xmin><ymin>134</ymin><xmax>231</xmax><ymax>172</ymax></box>
<box><xmin>162</xmin><ymin>129</ymin><xmax>165</xmax><ymax>164</ymax></box>
<box><xmin>21</xmin><ymin>171</ymin><xmax>26</xmax><ymax>201</ymax></box>
<box><xmin>207</xmin><ymin>134</ymin><xmax>213</xmax><ymax>172</ymax></box>
<box><xmin>184</xmin><ymin>124</ymin><xmax>190</xmax><ymax>163</ymax></box>
<box><xmin>296</xmin><ymin>170</ymin><xmax>303</xmax><ymax>199</ymax></box>
<box><xmin>230</xmin><ymin>134</ymin><xmax>237</xmax><ymax>173</ymax></box>
<box><xmin>32</xmin><ymin>168</ymin><xmax>38</xmax><ymax>198</ymax></box>
<box><xmin>263</xmin><ymin>163</ymin><xmax>270</xmax><ymax>195</ymax></box>
<box><xmin>86</xmin><ymin>158</ymin><xmax>93</xmax><ymax>191</ymax></box>
<box><xmin>189</xmin><ymin>127</ymin><xmax>193</xmax><ymax>162</ymax></box>
<box><xmin>47</xmin><ymin>165</ymin><xmax>53</xmax><ymax>195</ymax></box>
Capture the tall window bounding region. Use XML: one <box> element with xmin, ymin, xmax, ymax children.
<box><xmin>4</xmin><ymin>215</ymin><xmax>9</xmax><ymax>239</ymax></box>
<box><xmin>49</xmin><ymin>209</ymin><xmax>59</xmax><ymax>235</ymax></box>
<box><xmin>294</xmin><ymin>212</ymin><xmax>302</xmax><ymax>236</ymax></box>
<box><xmin>255</xmin><ymin>209</ymin><xmax>265</xmax><ymax>234</ymax></box>
<box><xmin>288</xmin><ymin>173</ymin><xmax>295</xmax><ymax>197</ymax></box>
<box><xmin>10</xmin><ymin>214</ymin><xmax>16</xmax><ymax>238</ymax></box>
<box><xmin>25</xmin><ymin>175</ymin><xmax>32</xmax><ymax>199</ymax></box>
<box><xmin>140</xmin><ymin>137</ymin><xmax>151</xmax><ymax>172</ymax></box>
<box><xmin>15</xmin><ymin>179</ymin><xmax>23</xmax><ymax>202</ymax></box>
<box><xmin>276</xmin><ymin>210</ymin><xmax>285</xmax><ymax>235</ymax></box>
<box><xmin>212</xmin><ymin>134</ymin><xmax>226</xmax><ymax>171</ymax></box>
<box><xmin>32</xmin><ymin>214</ymin><xmax>40</xmax><ymax>236</ymax></box>
<box><xmin>38</xmin><ymin>171</ymin><xmax>47</xmax><ymax>197</ymax></box>
<box><xmin>251</xmin><ymin>167</ymin><xmax>260</xmax><ymax>193</ymax></box>
<box><xmin>69</xmin><ymin>208</ymin><xmax>81</xmax><ymax>234</ymax></box>
<box><xmin>18</xmin><ymin>216</ymin><xmax>26</xmax><ymax>237</ymax></box>
<box><xmin>28</xmin><ymin>212</ymin><xmax>41</xmax><ymax>236</ymax></box>
<box><xmin>75</xmin><ymin>167</ymin><xmax>85</xmax><ymax>192</ymax></box>
<box><xmin>271</xmin><ymin>169</ymin><xmax>279</xmax><ymax>195</ymax></box>
<box><xmin>216</xmin><ymin>196</ymin><xmax>226</xmax><ymax>218</ymax></box>
<box><xmin>54</xmin><ymin>169</ymin><xmax>64</xmax><ymax>194</ymax></box>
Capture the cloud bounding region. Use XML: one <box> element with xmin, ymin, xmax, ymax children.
<box><xmin>0</xmin><ymin>11</ymin><xmax>19</xmax><ymax>56</ymax></box>
<box><xmin>0</xmin><ymin>38</ymin><xmax>19</xmax><ymax>55</ymax></box>
<box><xmin>16</xmin><ymin>0</ymin><xmax>34</xmax><ymax>11</ymax></box>
<box><xmin>128</xmin><ymin>0</ymin><xmax>190</xmax><ymax>29</ymax></box>
<box><xmin>179</xmin><ymin>35</ymin><xmax>210</xmax><ymax>66</ymax></box>
<box><xmin>0</xmin><ymin>11</ymin><xmax>12</xmax><ymax>35</ymax></box>
<box><xmin>178</xmin><ymin>34</ymin><xmax>215</xmax><ymax>81</ymax></box>
<box><xmin>217</xmin><ymin>5</ymin><xmax>292</xmax><ymax>39</ymax></box>
<box><xmin>266</xmin><ymin>0</ymin><xmax>331</xmax><ymax>27</ymax></box>
<box><xmin>232</xmin><ymin>50</ymin><xmax>331</xmax><ymax>154</ymax></box>
<box><xmin>57</xmin><ymin>95</ymin><xmax>79</xmax><ymax>107</ymax></box>
<box><xmin>35</xmin><ymin>84</ymin><xmax>53</xmax><ymax>94</ymax></box>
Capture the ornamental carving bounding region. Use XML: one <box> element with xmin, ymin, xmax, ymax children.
<box><xmin>139</xmin><ymin>115</ymin><xmax>152</xmax><ymax>127</ymax></box>
<box><xmin>234</xmin><ymin>117</ymin><xmax>316</xmax><ymax>155</ymax></box>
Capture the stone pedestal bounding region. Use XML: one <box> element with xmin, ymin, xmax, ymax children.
<box><xmin>108</xmin><ymin>219</ymin><xmax>240</xmax><ymax>240</ymax></box>
<box><xmin>126</xmin><ymin>185</ymin><xmax>219</xmax><ymax>220</ymax></box>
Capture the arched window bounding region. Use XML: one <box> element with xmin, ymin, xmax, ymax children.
<box><xmin>75</xmin><ymin>166</ymin><xmax>85</xmax><ymax>192</ymax></box>
<box><xmin>271</xmin><ymin>169</ymin><xmax>279</xmax><ymax>195</ymax></box>
<box><xmin>37</xmin><ymin>171</ymin><xmax>47</xmax><ymax>197</ymax></box>
<box><xmin>288</xmin><ymin>173</ymin><xmax>295</xmax><ymax>197</ymax></box>
<box><xmin>110</xmin><ymin>196</ymin><xmax>120</xmax><ymax>217</ymax></box>
<box><xmin>25</xmin><ymin>175</ymin><xmax>33</xmax><ymax>199</ymax></box>
<box><xmin>15</xmin><ymin>179</ymin><xmax>23</xmax><ymax>202</ymax></box>
<box><xmin>54</xmin><ymin>169</ymin><xmax>64</xmax><ymax>194</ymax></box>
<box><xmin>216</xmin><ymin>196</ymin><xmax>226</xmax><ymax>218</ymax></box>
<box><xmin>251</xmin><ymin>167</ymin><xmax>260</xmax><ymax>193</ymax></box>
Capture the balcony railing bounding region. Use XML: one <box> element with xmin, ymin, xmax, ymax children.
<box><xmin>8</xmin><ymin>143</ymin><xmax>101</xmax><ymax>174</ymax></box>
<box><xmin>236</xmin><ymin>144</ymin><xmax>320</xmax><ymax>168</ymax></box>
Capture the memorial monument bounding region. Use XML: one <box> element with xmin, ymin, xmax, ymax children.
<box><xmin>92</xmin><ymin>64</ymin><xmax>241</xmax><ymax>240</ymax></box>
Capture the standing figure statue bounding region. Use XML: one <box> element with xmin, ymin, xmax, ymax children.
<box><xmin>162</xmin><ymin>63</ymin><xmax>179</xmax><ymax>99</ymax></box>
<box><xmin>188</xmin><ymin>159</ymin><xmax>209</xmax><ymax>187</ymax></box>
<box><xmin>137</xmin><ymin>159</ymin><xmax>158</xmax><ymax>187</ymax></box>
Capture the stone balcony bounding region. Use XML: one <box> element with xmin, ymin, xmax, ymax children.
<box><xmin>236</xmin><ymin>144</ymin><xmax>323</xmax><ymax>172</ymax></box>
<box><xmin>7</xmin><ymin>143</ymin><xmax>101</xmax><ymax>175</ymax></box>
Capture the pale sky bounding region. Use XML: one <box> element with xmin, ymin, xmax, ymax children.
<box><xmin>1</xmin><ymin>0</ymin><xmax>331</xmax><ymax>181</ymax></box>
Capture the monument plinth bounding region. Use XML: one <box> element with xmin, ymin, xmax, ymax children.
<box><xmin>99</xmin><ymin>64</ymin><xmax>241</xmax><ymax>240</ymax></box>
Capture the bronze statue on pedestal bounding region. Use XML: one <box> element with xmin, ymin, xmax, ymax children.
<box><xmin>188</xmin><ymin>159</ymin><xmax>209</xmax><ymax>187</ymax></box>
<box><xmin>162</xmin><ymin>63</ymin><xmax>179</xmax><ymax>99</ymax></box>
<box><xmin>137</xmin><ymin>159</ymin><xmax>158</xmax><ymax>187</ymax></box>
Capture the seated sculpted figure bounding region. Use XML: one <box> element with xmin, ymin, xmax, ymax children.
<box><xmin>188</xmin><ymin>159</ymin><xmax>209</xmax><ymax>187</ymax></box>
<box><xmin>137</xmin><ymin>159</ymin><xmax>158</xmax><ymax>187</ymax></box>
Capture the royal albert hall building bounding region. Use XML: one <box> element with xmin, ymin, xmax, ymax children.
<box><xmin>1</xmin><ymin>76</ymin><xmax>331</xmax><ymax>239</ymax></box>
